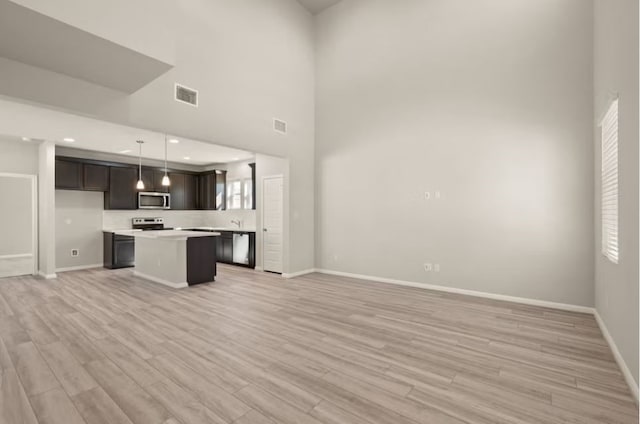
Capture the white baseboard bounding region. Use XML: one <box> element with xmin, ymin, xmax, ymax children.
<box><xmin>133</xmin><ymin>271</ymin><xmax>188</xmax><ymax>289</ymax></box>
<box><xmin>37</xmin><ymin>271</ymin><xmax>57</xmax><ymax>279</ymax></box>
<box><xmin>594</xmin><ymin>310</ymin><xmax>639</xmax><ymax>404</ymax></box>
<box><xmin>314</xmin><ymin>268</ymin><xmax>594</xmax><ymax>314</ymax></box>
<box><xmin>56</xmin><ymin>264</ymin><xmax>103</xmax><ymax>273</ymax></box>
<box><xmin>282</xmin><ymin>268</ymin><xmax>316</xmax><ymax>279</ymax></box>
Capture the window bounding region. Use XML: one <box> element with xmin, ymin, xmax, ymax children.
<box><xmin>227</xmin><ymin>180</ymin><xmax>242</xmax><ymax>210</ymax></box>
<box><xmin>227</xmin><ymin>178</ymin><xmax>253</xmax><ymax>210</ymax></box>
<box><xmin>243</xmin><ymin>178</ymin><xmax>253</xmax><ymax>209</ymax></box>
<box><xmin>601</xmin><ymin>98</ymin><xmax>619</xmax><ymax>264</ymax></box>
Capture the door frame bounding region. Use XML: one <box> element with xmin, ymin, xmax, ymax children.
<box><xmin>261</xmin><ymin>174</ymin><xmax>284</xmax><ymax>273</ymax></box>
<box><xmin>0</xmin><ymin>173</ymin><xmax>38</xmax><ymax>276</ymax></box>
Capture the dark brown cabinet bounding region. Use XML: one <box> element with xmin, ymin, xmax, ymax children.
<box><xmin>104</xmin><ymin>167</ymin><xmax>138</xmax><ymax>210</ymax></box>
<box><xmin>83</xmin><ymin>164</ymin><xmax>109</xmax><ymax>191</ymax></box>
<box><xmin>141</xmin><ymin>168</ymin><xmax>169</xmax><ymax>192</ymax></box>
<box><xmin>169</xmin><ymin>172</ymin><xmax>198</xmax><ymax>210</ymax></box>
<box><xmin>249</xmin><ymin>163</ymin><xmax>256</xmax><ymax>210</ymax></box>
<box><xmin>184</xmin><ymin>174</ymin><xmax>197</xmax><ymax>209</ymax></box>
<box><xmin>103</xmin><ymin>232</ymin><xmax>135</xmax><ymax>269</ymax></box>
<box><xmin>216</xmin><ymin>231</ymin><xmax>234</xmax><ymax>264</ymax></box>
<box><xmin>55</xmin><ymin>159</ymin><xmax>83</xmax><ymax>189</ymax></box>
<box><xmin>56</xmin><ymin>156</ymin><xmax>227</xmax><ymax>212</ymax></box>
<box><xmin>213</xmin><ymin>230</ymin><xmax>255</xmax><ymax>268</ymax></box>
<box><xmin>198</xmin><ymin>171</ymin><xmax>226</xmax><ymax>210</ymax></box>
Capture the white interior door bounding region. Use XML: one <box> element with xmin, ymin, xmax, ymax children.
<box><xmin>262</xmin><ymin>175</ymin><xmax>283</xmax><ymax>273</ymax></box>
<box><xmin>0</xmin><ymin>174</ymin><xmax>37</xmax><ymax>278</ymax></box>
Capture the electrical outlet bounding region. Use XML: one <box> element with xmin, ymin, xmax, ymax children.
<box><xmin>434</xmin><ymin>264</ymin><xmax>440</xmax><ymax>272</ymax></box>
<box><xmin>71</xmin><ymin>249</ymin><xmax>79</xmax><ymax>257</ymax></box>
<box><xmin>435</xmin><ymin>191</ymin><xmax>441</xmax><ymax>199</ymax></box>
<box><xmin>423</xmin><ymin>263</ymin><xmax>432</xmax><ymax>272</ymax></box>
<box><xmin>424</xmin><ymin>191</ymin><xmax>431</xmax><ymax>200</ymax></box>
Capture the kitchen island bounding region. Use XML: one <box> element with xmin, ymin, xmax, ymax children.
<box><xmin>124</xmin><ymin>230</ymin><xmax>220</xmax><ymax>288</ymax></box>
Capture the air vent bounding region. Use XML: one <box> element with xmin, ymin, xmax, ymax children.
<box><xmin>175</xmin><ymin>83</ymin><xmax>198</xmax><ymax>107</ymax></box>
<box><xmin>273</xmin><ymin>118</ymin><xmax>287</xmax><ymax>134</ymax></box>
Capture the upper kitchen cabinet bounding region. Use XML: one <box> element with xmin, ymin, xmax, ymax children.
<box><xmin>56</xmin><ymin>158</ymin><xmax>109</xmax><ymax>191</ymax></box>
<box><xmin>82</xmin><ymin>164</ymin><xmax>109</xmax><ymax>191</ymax></box>
<box><xmin>198</xmin><ymin>171</ymin><xmax>227</xmax><ymax>210</ymax></box>
<box><xmin>141</xmin><ymin>168</ymin><xmax>169</xmax><ymax>193</ymax></box>
<box><xmin>169</xmin><ymin>172</ymin><xmax>198</xmax><ymax>210</ymax></box>
<box><xmin>249</xmin><ymin>163</ymin><xmax>256</xmax><ymax>210</ymax></box>
<box><xmin>55</xmin><ymin>159</ymin><xmax>82</xmax><ymax>190</ymax></box>
<box><xmin>104</xmin><ymin>166</ymin><xmax>138</xmax><ymax>210</ymax></box>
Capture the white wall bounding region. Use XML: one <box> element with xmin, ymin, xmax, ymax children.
<box><xmin>1</xmin><ymin>0</ymin><xmax>315</xmax><ymax>274</ymax></box>
<box><xmin>315</xmin><ymin>0</ymin><xmax>595</xmax><ymax>306</ymax></box>
<box><xmin>201</xmin><ymin>210</ymin><xmax>257</xmax><ymax>231</ymax></box>
<box><xmin>55</xmin><ymin>190</ymin><xmax>103</xmax><ymax>270</ymax></box>
<box><xmin>0</xmin><ymin>137</ymin><xmax>38</xmax><ymax>173</ymax></box>
<box><xmin>593</xmin><ymin>0</ymin><xmax>639</xmax><ymax>387</ymax></box>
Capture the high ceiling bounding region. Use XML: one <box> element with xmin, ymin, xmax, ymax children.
<box><xmin>296</xmin><ymin>0</ymin><xmax>342</xmax><ymax>15</ymax></box>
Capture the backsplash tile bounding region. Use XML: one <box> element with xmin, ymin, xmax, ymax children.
<box><xmin>103</xmin><ymin>209</ymin><xmax>257</xmax><ymax>231</ymax></box>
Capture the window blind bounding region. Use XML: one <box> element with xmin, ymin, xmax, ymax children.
<box><xmin>601</xmin><ymin>98</ymin><xmax>619</xmax><ymax>264</ymax></box>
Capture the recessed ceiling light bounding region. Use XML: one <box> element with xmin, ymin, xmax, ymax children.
<box><xmin>21</xmin><ymin>137</ymin><xmax>31</xmax><ymax>142</ymax></box>
<box><xmin>63</xmin><ymin>137</ymin><xmax>75</xmax><ymax>143</ymax></box>
<box><xmin>169</xmin><ymin>139</ymin><xmax>180</xmax><ymax>144</ymax></box>
<box><xmin>232</xmin><ymin>157</ymin><xmax>240</xmax><ymax>161</ymax></box>
<box><xmin>119</xmin><ymin>149</ymin><xmax>132</xmax><ymax>154</ymax></box>
<box><xmin>183</xmin><ymin>156</ymin><xmax>191</xmax><ymax>160</ymax></box>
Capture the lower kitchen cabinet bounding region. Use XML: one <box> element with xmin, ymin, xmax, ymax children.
<box><xmin>216</xmin><ymin>232</ymin><xmax>234</xmax><ymax>264</ymax></box>
<box><xmin>103</xmin><ymin>232</ymin><xmax>135</xmax><ymax>269</ymax></box>
<box><xmin>216</xmin><ymin>231</ymin><xmax>255</xmax><ymax>268</ymax></box>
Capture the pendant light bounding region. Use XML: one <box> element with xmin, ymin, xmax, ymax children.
<box><xmin>161</xmin><ymin>135</ymin><xmax>171</xmax><ymax>186</ymax></box>
<box><xmin>136</xmin><ymin>140</ymin><xmax>145</xmax><ymax>190</ymax></box>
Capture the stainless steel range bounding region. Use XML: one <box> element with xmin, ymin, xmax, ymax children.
<box><xmin>132</xmin><ymin>217</ymin><xmax>173</xmax><ymax>231</ymax></box>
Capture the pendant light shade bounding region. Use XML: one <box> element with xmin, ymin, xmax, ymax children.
<box><xmin>162</xmin><ymin>134</ymin><xmax>171</xmax><ymax>186</ymax></box>
<box><xmin>136</xmin><ymin>140</ymin><xmax>145</xmax><ymax>190</ymax></box>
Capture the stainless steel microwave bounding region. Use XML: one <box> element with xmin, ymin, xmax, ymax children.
<box><xmin>138</xmin><ymin>192</ymin><xmax>171</xmax><ymax>209</ymax></box>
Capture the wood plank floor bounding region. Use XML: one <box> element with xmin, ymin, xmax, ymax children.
<box><xmin>0</xmin><ymin>265</ymin><xmax>637</xmax><ymax>424</ymax></box>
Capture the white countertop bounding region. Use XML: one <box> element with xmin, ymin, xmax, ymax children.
<box><xmin>132</xmin><ymin>230</ymin><xmax>220</xmax><ymax>240</ymax></box>
<box><xmin>176</xmin><ymin>226</ymin><xmax>256</xmax><ymax>232</ymax></box>
<box><xmin>104</xmin><ymin>229</ymin><xmax>142</xmax><ymax>235</ymax></box>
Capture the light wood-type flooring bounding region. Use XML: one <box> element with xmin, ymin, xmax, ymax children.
<box><xmin>0</xmin><ymin>265</ymin><xmax>637</xmax><ymax>424</ymax></box>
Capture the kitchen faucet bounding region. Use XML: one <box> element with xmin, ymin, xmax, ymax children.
<box><xmin>231</xmin><ymin>219</ymin><xmax>241</xmax><ymax>228</ymax></box>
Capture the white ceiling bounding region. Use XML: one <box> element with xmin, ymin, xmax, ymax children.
<box><xmin>0</xmin><ymin>99</ymin><xmax>253</xmax><ymax>165</ymax></box>
<box><xmin>296</xmin><ymin>0</ymin><xmax>342</xmax><ymax>15</ymax></box>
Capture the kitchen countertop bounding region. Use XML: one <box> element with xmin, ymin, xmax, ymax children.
<box><xmin>132</xmin><ymin>230</ymin><xmax>221</xmax><ymax>240</ymax></box>
<box><xmin>103</xmin><ymin>229</ymin><xmax>142</xmax><ymax>235</ymax></box>
<box><xmin>176</xmin><ymin>227</ymin><xmax>257</xmax><ymax>232</ymax></box>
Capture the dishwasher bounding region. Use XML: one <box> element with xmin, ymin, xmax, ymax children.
<box><xmin>232</xmin><ymin>233</ymin><xmax>250</xmax><ymax>265</ymax></box>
